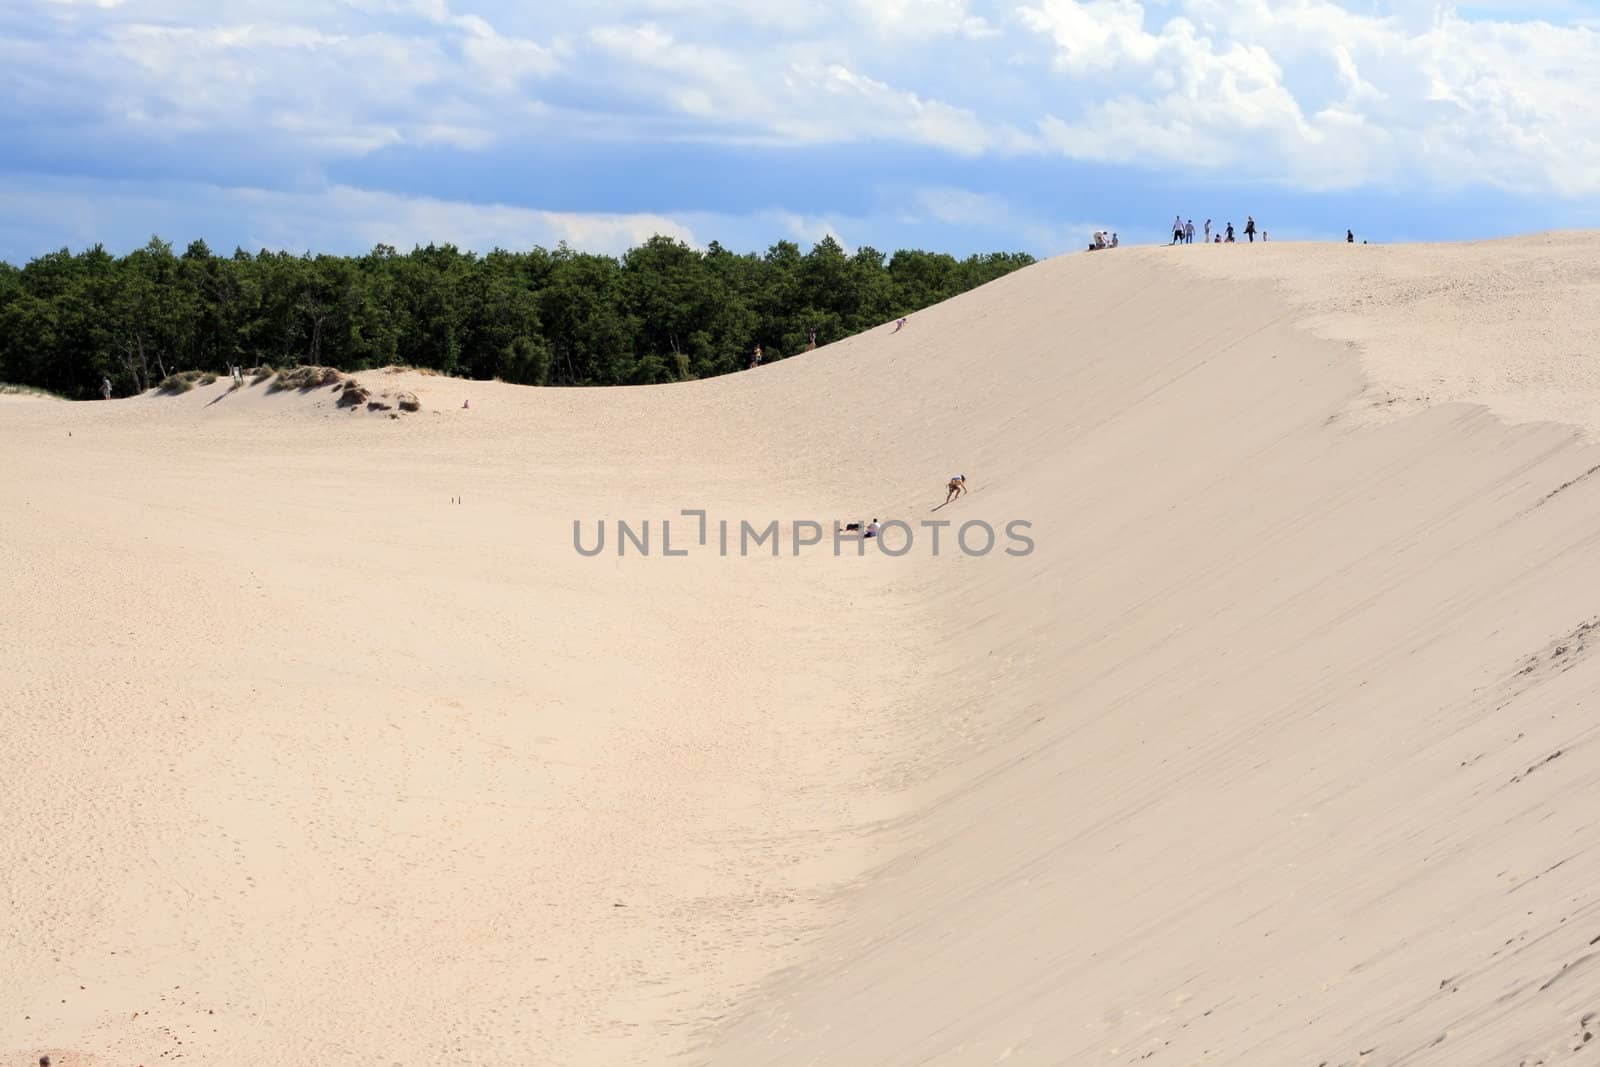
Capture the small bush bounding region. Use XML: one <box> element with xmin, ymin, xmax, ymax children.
<box><xmin>336</xmin><ymin>380</ymin><xmax>371</xmax><ymax>407</ymax></box>
<box><xmin>249</xmin><ymin>365</ymin><xmax>276</xmax><ymax>385</ymax></box>
<box><xmin>0</xmin><ymin>382</ymin><xmax>65</xmax><ymax>399</ymax></box>
<box><xmin>156</xmin><ymin>371</ymin><xmax>205</xmax><ymax>394</ymax></box>
<box><xmin>396</xmin><ymin>390</ymin><xmax>420</xmax><ymax>412</ymax></box>
<box><xmin>269</xmin><ymin>365</ymin><xmax>343</xmax><ymax>392</ymax></box>
<box><xmin>199</xmin><ymin>373</ymin><xmax>218</xmax><ymax>386</ymax></box>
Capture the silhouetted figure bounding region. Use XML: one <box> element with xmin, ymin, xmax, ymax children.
<box><xmin>1347</xmin><ymin>229</ymin><xmax>1355</xmax><ymax>243</ymax></box>
<box><xmin>1245</xmin><ymin>216</ymin><xmax>1257</xmax><ymax>242</ymax></box>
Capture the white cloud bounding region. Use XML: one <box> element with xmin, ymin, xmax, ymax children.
<box><xmin>10</xmin><ymin>4</ymin><xmax>560</xmax><ymax>160</ymax></box>
<box><xmin>586</xmin><ymin>21</ymin><xmax>1021</xmax><ymax>153</ymax></box>
<box><xmin>6</xmin><ymin>0</ymin><xmax>1600</xmax><ymax>265</ymax></box>
<box><xmin>1014</xmin><ymin>0</ymin><xmax>1600</xmax><ymax>194</ymax></box>
<box><xmin>0</xmin><ymin>174</ymin><xmax>695</xmax><ymax>258</ymax></box>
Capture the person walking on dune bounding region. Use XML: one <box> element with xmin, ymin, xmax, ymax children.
<box><xmin>1171</xmin><ymin>215</ymin><xmax>1184</xmax><ymax>245</ymax></box>
<box><xmin>945</xmin><ymin>474</ymin><xmax>967</xmax><ymax>504</ymax></box>
<box><xmin>101</xmin><ymin>375</ymin><xmax>112</xmax><ymax>400</ymax></box>
<box><xmin>1204</xmin><ymin>219</ymin><xmax>1212</xmax><ymax>243</ymax></box>
<box><xmin>1185</xmin><ymin>219</ymin><xmax>1195</xmax><ymax>244</ymax></box>
<box><xmin>1226</xmin><ymin>222</ymin><xmax>1235</xmax><ymax>243</ymax></box>
<box><xmin>750</xmin><ymin>343</ymin><xmax>762</xmax><ymax>369</ymax></box>
<box><xmin>1245</xmin><ymin>216</ymin><xmax>1257</xmax><ymax>243</ymax></box>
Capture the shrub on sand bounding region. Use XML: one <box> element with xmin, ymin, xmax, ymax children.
<box><xmin>249</xmin><ymin>365</ymin><xmax>276</xmax><ymax>385</ymax></box>
<box><xmin>156</xmin><ymin>371</ymin><xmax>205</xmax><ymax>394</ymax></box>
<box><xmin>268</xmin><ymin>365</ymin><xmax>343</xmax><ymax>392</ymax></box>
<box><xmin>0</xmin><ymin>382</ymin><xmax>65</xmax><ymax>399</ymax></box>
<box><xmin>336</xmin><ymin>379</ymin><xmax>371</xmax><ymax>407</ymax></box>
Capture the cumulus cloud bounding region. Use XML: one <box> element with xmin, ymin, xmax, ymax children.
<box><xmin>585</xmin><ymin>21</ymin><xmax>1022</xmax><ymax>153</ymax></box>
<box><xmin>0</xmin><ymin>174</ymin><xmax>695</xmax><ymax>258</ymax></box>
<box><xmin>3</xmin><ymin>0</ymin><xmax>1600</xmax><ymax>261</ymax></box>
<box><xmin>6</xmin><ymin>0</ymin><xmax>560</xmax><ymax>162</ymax></box>
<box><xmin>1014</xmin><ymin>0</ymin><xmax>1600</xmax><ymax>194</ymax></box>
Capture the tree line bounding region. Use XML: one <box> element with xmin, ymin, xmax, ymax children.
<box><xmin>0</xmin><ymin>235</ymin><xmax>1035</xmax><ymax>398</ymax></box>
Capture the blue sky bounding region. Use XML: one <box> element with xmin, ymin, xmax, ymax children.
<box><xmin>3</xmin><ymin>0</ymin><xmax>1599</xmax><ymax>262</ymax></box>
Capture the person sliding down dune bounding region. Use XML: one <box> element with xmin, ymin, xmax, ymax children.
<box><xmin>945</xmin><ymin>474</ymin><xmax>967</xmax><ymax>503</ymax></box>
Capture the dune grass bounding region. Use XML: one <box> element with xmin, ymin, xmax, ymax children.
<box><xmin>156</xmin><ymin>370</ymin><xmax>208</xmax><ymax>394</ymax></box>
<box><xmin>0</xmin><ymin>382</ymin><xmax>66</xmax><ymax>399</ymax></box>
<box><xmin>267</xmin><ymin>365</ymin><xmax>343</xmax><ymax>392</ymax></box>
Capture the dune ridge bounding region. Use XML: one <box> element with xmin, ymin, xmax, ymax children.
<box><xmin>5</xmin><ymin>235</ymin><xmax>1600</xmax><ymax>1066</ymax></box>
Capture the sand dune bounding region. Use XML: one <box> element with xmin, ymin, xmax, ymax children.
<box><xmin>5</xmin><ymin>235</ymin><xmax>1600</xmax><ymax>1066</ymax></box>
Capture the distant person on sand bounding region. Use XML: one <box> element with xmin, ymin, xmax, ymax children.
<box><xmin>1348</xmin><ymin>229</ymin><xmax>1355</xmax><ymax>243</ymax></box>
<box><xmin>1185</xmin><ymin>219</ymin><xmax>1195</xmax><ymax>244</ymax></box>
<box><xmin>945</xmin><ymin>474</ymin><xmax>967</xmax><ymax>503</ymax></box>
<box><xmin>807</xmin><ymin>328</ymin><xmax>817</xmax><ymax>351</ymax></box>
<box><xmin>1111</xmin><ymin>233</ymin><xmax>1119</xmax><ymax>248</ymax></box>
<box><xmin>1226</xmin><ymin>222</ymin><xmax>1235</xmax><ymax>243</ymax></box>
<box><xmin>864</xmin><ymin>518</ymin><xmax>881</xmax><ymax>539</ymax></box>
<box><xmin>1262</xmin><ymin>230</ymin><xmax>1269</xmax><ymax>242</ymax></box>
<box><xmin>893</xmin><ymin>318</ymin><xmax>907</xmax><ymax>333</ymax></box>
<box><xmin>1171</xmin><ymin>215</ymin><xmax>1184</xmax><ymax>245</ymax></box>
<box><xmin>101</xmin><ymin>376</ymin><xmax>112</xmax><ymax>400</ymax></box>
<box><xmin>750</xmin><ymin>343</ymin><xmax>762</xmax><ymax>369</ymax></box>
<box><xmin>1204</xmin><ymin>219</ymin><xmax>1212</xmax><ymax>242</ymax></box>
<box><xmin>1245</xmin><ymin>216</ymin><xmax>1257</xmax><ymax>242</ymax></box>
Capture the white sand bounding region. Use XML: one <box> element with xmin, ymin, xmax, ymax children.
<box><xmin>6</xmin><ymin>235</ymin><xmax>1600</xmax><ymax>1065</ymax></box>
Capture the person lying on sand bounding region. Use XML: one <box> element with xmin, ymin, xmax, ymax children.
<box><xmin>945</xmin><ymin>474</ymin><xmax>967</xmax><ymax>503</ymax></box>
<box><xmin>864</xmin><ymin>519</ymin><xmax>881</xmax><ymax>539</ymax></box>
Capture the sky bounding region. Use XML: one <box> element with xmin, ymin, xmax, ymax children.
<box><xmin>3</xmin><ymin>0</ymin><xmax>1600</xmax><ymax>262</ymax></box>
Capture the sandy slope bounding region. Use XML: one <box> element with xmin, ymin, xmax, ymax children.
<box><xmin>6</xmin><ymin>235</ymin><xmax>1600</xmax><ymax>1066</ymax></box>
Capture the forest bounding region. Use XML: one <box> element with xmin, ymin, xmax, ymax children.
<box><xmin>0</xmin><ymin>235</ymin><xmax>1035</xmax><ymax>398</ymax></box>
